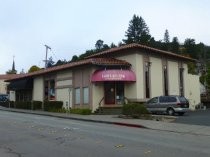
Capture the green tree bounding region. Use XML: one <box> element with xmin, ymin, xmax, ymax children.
<box><xmin>183</xmin><ymin>38</ymin><xmax>197</xmax><ymax>58</ymax></box>
<box><xmin>28</xmin><ymin>65</ymin><xmax>41</xmax><ymax>73</ymax></box>
<box><xmin>163</xmin><ymin>29</ymin><xmax>170</xmax><ymax>43</ymax></box>
<box><xmin>55</xmin><ymin>59</ymin><xmax>67</xmax><ymax>66</ymax></box>
<box><xmin>95</xmin><ymin>39</ymin><xmax>104</xmax><ymax>50</ymax></box>
<box><xmin>46</xmin><ymin>56</ymin><xmax>55</xmax><ymax>68</ymax></box>
<box><xmin>6</xmin><ymin>69</ymin><xmax>17</xmax><ymax>74</ymax></box>
<box><xmin>170</xmin><ymin>37</ymin><xmax>180</xmax><ymax>53</ymax></box>
<box><xmin>162</xmin><ymin>29</ymin><xmax>170</xmax><ymax>51</ymax></box>
<box><xmin>70</xmin><ymin>55</ymin><xmax>79</xmax><ymax>62</ymax></box>
<box><xmin>123</xmin><ymin>15</ymin><xmax>151</xmax><ymax>45</ymax></box>
<box><xmin>110</xmin><ymin>43</ymin><xmax>117</xmax><ymax>48</ymax></box>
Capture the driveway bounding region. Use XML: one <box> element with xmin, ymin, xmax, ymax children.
<box><xmin>174</xmin><ymin>109</ymin><xmax>210</xmax><ymax>126</ymax></box>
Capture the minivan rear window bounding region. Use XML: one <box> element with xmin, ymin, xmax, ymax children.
<box><xmin>178</xmin><ymin>96</ymin><xmax>188</xmax><ymax>103</ymax></box>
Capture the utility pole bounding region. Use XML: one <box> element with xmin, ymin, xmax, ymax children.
<box><xmin>44</xmin><ymin>45</ymin><xmax>51</xmax><ymax>68</ymax></box>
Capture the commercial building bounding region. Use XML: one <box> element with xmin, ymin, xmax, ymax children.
<box><xmin>6</xmin><ymin>43</ymin><xmax>200</xmax><ymax>111</ymax></box>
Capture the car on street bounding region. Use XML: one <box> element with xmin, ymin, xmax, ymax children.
<box><xmin>0</xmin><ymin>94</ymin><xmax>9</xmax><ymax>102</ymax></box>
<box><xmin>145</xmin><ymin>95</ymin><xmax>189</xmax><ymax>116</ymax></box>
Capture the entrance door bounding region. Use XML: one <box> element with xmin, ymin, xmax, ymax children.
<box><xmin>104</xmin><ymin>82</ymin><xmax>115</xmax><ymax>104</ymax></box>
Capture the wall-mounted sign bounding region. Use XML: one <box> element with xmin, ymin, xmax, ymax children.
<box><xmin>91</xmin><ymin>69</ymin><xmax>136</xmax><ymax>82</ymax></box>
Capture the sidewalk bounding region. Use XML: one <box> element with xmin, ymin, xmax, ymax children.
<box><xmin>1</xmin><ymin>106</ymin><xmax>210</xmax><ymax>136</ymax></box>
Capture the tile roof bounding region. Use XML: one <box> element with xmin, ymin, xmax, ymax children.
<box><xmin>6</xmin><ymin>58</ymin><xmax>130</xmax><ymax>81</ymax></box>
<box><xmin>86</xmin><ymin>43</ymin><xmax>196</xmax><ymax>61</ymax></box>
<box><xmin>0</xmin><ymin>74</ymin><xmax>23</xmax><ymax>80</ymax></box>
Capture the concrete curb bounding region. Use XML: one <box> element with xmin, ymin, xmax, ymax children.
<box><xmin>0</xmin><ymin>107</ymin><xmax>148</xmax><ymax>129</ymax></box>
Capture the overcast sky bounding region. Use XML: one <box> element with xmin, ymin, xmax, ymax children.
<box><xmin>0</xmin><ymin>0</ymin><xmax>210</xmax><ymax>74</ymax></box>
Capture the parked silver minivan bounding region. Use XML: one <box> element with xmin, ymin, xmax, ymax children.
<box><xmin>145</xmin><ymin>95</ymin><xmax>189</xmax><ymax>115</ymax></box>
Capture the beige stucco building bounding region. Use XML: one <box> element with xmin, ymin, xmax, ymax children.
<box><xmin>0</xmin><ymin>74</ymin><xmax>18</xmax><ymax>94</ymax></box>
<box><xmin>6</xmin><ymin>43</ymin><xmax>200</xmax><ymax>111</ymax></box>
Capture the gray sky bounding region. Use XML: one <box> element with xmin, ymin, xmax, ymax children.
<box><xmin>0</xmin><ymin>0</ymin><xmax>210</xmax><ymax>74</ymax></box>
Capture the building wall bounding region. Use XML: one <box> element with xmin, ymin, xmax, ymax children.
<box><xmin>73</xmin><ymin>67</ymin><xmax>92</xmax><ymax>109</ymax></box>
<box><xmin>185</xmin><ymin>74</ymin><xmax>201</xmax><ymax>110</ymax></box>
<box><xmin>117</xmin><ymin>53</ymin><xmax>144</xmax><ymax>101</ymax></box>
<box><xmin>0</xmin><ymin>80</ymin><xmax>7</xmax><ymax>94</ymax></box>
<box><xmin>91</xmin><ymin>82</ymin><xmax>104</xmax><ymax>112</ymax></box>
<box><xmin>150</xmin><ymin>57</ymin><xmax>163</xmax><ymax>97</ymax></box>
<box><xmin>168</xmin><ymin>60</ymin><xmax>179</xmax><ymax>95</ymax></box>
<box><xmin>33</xmin><ymin>76</ymin><xmax>44</xmax><ymax>101</ymax></box>
<box><xmin>56</xmin><ymin>70</ymin><xmax>72</xmax><ymax>109</ymax></box>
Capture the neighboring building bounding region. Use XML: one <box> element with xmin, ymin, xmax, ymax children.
<box><xmin>6</xmin><ymin>43</ymin><xmax>200</xmax><ymax>111</ymax></box>
<box><xmin>0</xmin><ymin>74</ymin><xmax>19</xmax><ymax>94</ymax></box>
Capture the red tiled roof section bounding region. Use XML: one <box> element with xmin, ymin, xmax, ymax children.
<box><xmin>6</xmin><ymin>58</ymin><xmax>130</xmax><ymax>81</ymax></box>
<box><xmin>0</xmin><ymin>74</ymin><xmax>23</xmax><ymax>80</ymax></box>
<box><xmin>86</xmin><ymin>43</ymin><xmax>196</xmax><ymax>61</ymax></box>
<box><xmin>91</xmin><ymin>58</ymin><xmax>131</xmax><ymax>66</ymax></box>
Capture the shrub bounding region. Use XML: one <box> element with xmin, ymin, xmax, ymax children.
<box><xmin>15</xmin><ymin>101</ymin><xmax>31</xmax><ymax>109</ymax></box>
<box><xmin>70</xmin><ymin>108</ymin><xmax>92</xmax><ymax>115</ymax></box>
<box><xmin>43</xmin><ymin>101</ymin><xmax>63</xmax><ymax>111</ymax></box>
<box><xmin>122</xmin><ymin>103</ymin><xmax>149</xmax><ymax>118</ymax></box>
<box><xmin>32</xmin><ymin>101</ymin><xmax>42</xmax><ymax>110</ymax></box>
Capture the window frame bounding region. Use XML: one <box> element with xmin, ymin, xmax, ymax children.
<box><xmin>75</xmin><ymin>87</ymin><xmax>81</xmax><ymax>105</ymax></box>
<box><xmin>83</xmin><ymin>87</ymin><xmax>89</xmax><ymax>104</ymax></box>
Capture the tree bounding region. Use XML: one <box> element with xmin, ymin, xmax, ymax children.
<box><xmin>123</xmin><ymin>14</ymin><xmax>151</xmax><ymax>45</ymax></box>
<box><xmin>46</xmin><ymin>56</ymin><xmax>55</xmax><ymax>68</ymax></box>
<box><xmin>28</xmin><ymin>65</ymin><xmax>41</xmax><ymax>73</ymax></box>
<box><xmin>183</xmin><ymin>38</ymin><xmax>197</xmax><ymax>58</ymax></box>
<box><xmin>55</xmin><ymin>59</ymin><xmax>67</xmax><ymax>66</ymax></box>
<box><xmin>170</xmin><ymin>37</ymin><xmax>180</xmax><ymax>54</ymax></box>
<box><xmin>162</xmin><ymin>29</ymin><xmax>170</xmax><ymax>51</ymax></box>
<box><xmin>110</xmin><ymin>43</ymin><xmax>117</xmax><ymax>48</ymax></box>
<box><xmin>70</xmin><ymin>55</ymin><xmax>79</xmax><ymax>62</ymax></box>
<box><xmin>6</xmin><ymin>69</ymin><xmax>17</xmax><ymax>74</ymax></box>
<box><xmin>95</xmin><ymin>39</ymin><xmax>104</xmax><ymax>50</ymax></box>
<box><xmin>163</xmin><ymin>29</ymin><xmax>170</xmax><ymax>43</ymax></box>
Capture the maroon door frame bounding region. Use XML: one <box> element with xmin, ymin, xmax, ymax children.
<box><xmin>104</xmin><ymin>82</ymin><xmax>115</xmax><ymax>104</ymax></box>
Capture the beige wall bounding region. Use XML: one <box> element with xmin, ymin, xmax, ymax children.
<box><xmin>56</xmin><ymin>88</ymin><xmax>72</xmax><ymax>109</ymax></box>
<box><xmin>57</xmin><ymin>70</ymin><xmax>72</xmax><ymax>78</ymax></box>
<box><xmin>57</xmin><ymin>80</ymin><xmax>72</xmax><ymax>87</ymax></box>
<box><xmin>91</xmin><ymin>82</ymin><xmax>104</xmax><ymax>111</ymax></box>
<box><xmin>0</xmin><ymin>80</ymin><xmax>7</xmax><ymax>94</ymax></box>
<box><xmin>150</xmin><ymin>57</ymin><xmax>163</xmax><ymax>97</ymax></box>
<box><xmin>185</xmin><ymin>74</ymin><xmax>201</xmax><ymax>110</ymax></box>
<box><xmin>56</xmin><ymin>70</ymin><xmax>73</xmax><ymax>108</ymax></box>
<box><xmin>117</xmin><ymin>53</ymin><xmax>144</xmax><ymax>100</ymax></box>
<box><xmin>33</xmin><ymin>76</ymin><xmax>44</xmax><ymax>101</ymax></box>
<box><xmin>168</xmin><ymin>61</ymin><xmax>179</xmax><ymax>95</ymax></box>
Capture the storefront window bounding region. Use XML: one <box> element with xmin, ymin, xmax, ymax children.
<box><xmin>75</xmin><ymin>88</ymin><xmax>80</xmax><ymax>104</ymax></box>
<box><xmin>44</xmin><ymin>79</ymin><xmax>55</xmax><ymax>101</ymax></box>
<box><xmin>49</xmin><ymin>80</ymin><xmax>55</xmax><ymax>100</ymax></box>
<box><xmin>83</xmin><ymin>87</ymin><xmax>89</xmax><ymax>104</ymax></box>
<box><xmin>116</xmin><ymin>82</ymin><xmax>124</xmax><ymax>104</ymax></box>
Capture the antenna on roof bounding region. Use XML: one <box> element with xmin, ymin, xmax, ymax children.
<box><xmin>44</xmin><ymin>45</ymin><xmax>51</xmax><ymax>68</ymax></box>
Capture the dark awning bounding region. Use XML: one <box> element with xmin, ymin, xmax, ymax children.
<box><xmin>91</xmin><ymin>69</ymin><xmax>136</xmax><ymax>82</ymax></box>
<box><xmin>7</xmin><ymin>79</ymin><xmax>33</xmax><ymax>90</ymax></box>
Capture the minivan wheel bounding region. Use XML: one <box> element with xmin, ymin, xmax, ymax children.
<box><xmin>167</xmin><ymin>108</ymin><xmax>175</xmax><ymax>116</ymax></box>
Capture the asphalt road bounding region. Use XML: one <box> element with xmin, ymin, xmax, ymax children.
<box><xmin>174</xmin><ymin>109</ymin><xmax>210</xmax><ymax>126</ymax></box>
<box><xmin>0</xmin><ymin>110</ymin><xmax>210</xmax><ymax>157</ymax></box>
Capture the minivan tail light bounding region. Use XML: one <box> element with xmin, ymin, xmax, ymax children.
<box><xmin>176</xmin><ymin>103</ymin><xmax>181</xmax><ymax>107</ymax></box>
